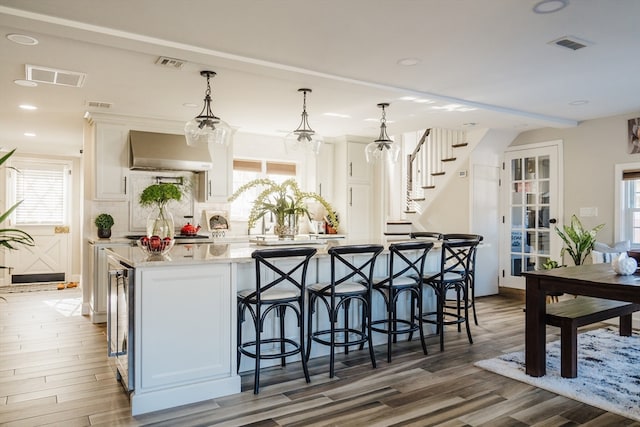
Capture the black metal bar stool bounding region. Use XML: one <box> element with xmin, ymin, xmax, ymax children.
<box><xmin>370</xmin><ymin>241</ymin><xmax>434</xmax><ymax>363</ymax></box>
<box><xmin>237</xmin><ymin>246</ymin><xmax>317</xmax><ymax>394</ymax></box>
<box><xmin>421</xmin><ymin>236</ymin><xmax>480</xmax><ymax>351</ymax></box>
<box><xmin>306</xmin><ymin>244</ymin><xmax>383</xmax><ymax>378</ymax></box>
<box><xmin>442</xmin><ymin>233</ymin><xmax>483</xmax><ymax>326</ymax></box>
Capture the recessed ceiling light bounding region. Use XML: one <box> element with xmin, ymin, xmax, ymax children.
<box><xmin>533</xmin><ymin>0</ymin><xmax>568</xmax><ymax>14</ymax></box>
<box><xmin>323</xmin><ymin>112</ymin><xmax>351</xmax><ymax>119</ymax></box>
<box><xmin>414</xmin><ymin>98</ymin><xmax>435</xmax><ymax>104</ymax></box>
<box><xmin>19</xmin><ymin>104</ymin><xmax>37</xmax><ymax>110</ymax></box>
<box><xmin>14</xmin><ymin>79</ymin><xmax>38</xmax><ymax>87</ymax></box>
<box><xmin>399</xmin><ymin>96</ymin><xmax>417</xmax><ymax>101</ymax></box>
<box><xmin>24</xmin><ymin>132</ymin><xmax>36</xmax><ymax>137</ymax></box>
<box><xmin>182</xmin><ymin>103</ymin><xmax>199</xmax><ymax>108</ymax></box>
<box><xmin>397</xmin><ymin>57</ymin><xmax>421</xmax><ymax>66</ymax></box>
<box><xmin>7</xmin><ymin>33</ymin><xmax>39</xmax><ymax>45</ymax></box>
<box><xmin>569</xmin><ymin>99</ymin><xmax>589</xmax><ymax>105</ymax></box>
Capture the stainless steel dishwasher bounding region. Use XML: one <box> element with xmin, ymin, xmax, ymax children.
<box><xmin>107</xmin><ymin>254</ymin><xmax>134</xmax><ymax>393</ymax></box>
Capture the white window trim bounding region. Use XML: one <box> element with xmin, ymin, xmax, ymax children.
<box><xmin>614</xmin><ymin>161</ymin><xmax>640</xmax><ymax>244</ymax></box>
<box><xmin>9</xmin><ymin>157</ymin><xmax>72</xmax><ymax>226</ymax></box>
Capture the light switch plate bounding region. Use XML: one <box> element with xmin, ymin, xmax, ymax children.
<box><xmin>579</xmin><ymin>207</ymin><xmax>598</xmax><ymax>217</ymax></box>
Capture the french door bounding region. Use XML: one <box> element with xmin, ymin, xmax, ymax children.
<box><xmin>500</xmin><ymin>142</ymin><xmax>563</xmax><ymax>289</ymax></box>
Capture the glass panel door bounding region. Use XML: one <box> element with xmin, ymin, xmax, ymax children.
<box><xmin>501</xmin><ymin>144</ymin><xmax>561</xmax><ymax>289</ymax></box>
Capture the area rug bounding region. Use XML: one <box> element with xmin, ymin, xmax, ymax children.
<box><xmin>475</xmin><ymin>328</ymin><xmax>640</xmax><ymax>421</ymax></box>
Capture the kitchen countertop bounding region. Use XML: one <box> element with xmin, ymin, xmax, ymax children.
<box><xmin>104</xmin><ymin>235</ymin><xmax>433</xmax><ymax>268</ymax></box>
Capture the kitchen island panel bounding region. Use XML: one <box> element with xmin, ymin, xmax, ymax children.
<box><xmin>131</xmin><ymin>263</ymin><xmax>239</xmax><ymax>416</ymax></box>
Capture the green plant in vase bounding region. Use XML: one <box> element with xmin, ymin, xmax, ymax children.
<box><xmin>139</xmin><ymin>183</ymin><xmax>182</xmax><ymax>239</ymax></box>
<box><xmin>555</xmin><ymin>214</ymin><xmax>604</xmax><ymax>266</ymax></box>
<box><xmin>229</xmin><ymin>178</ymin><xmax>338</xmax><ymax>238</ymax></box>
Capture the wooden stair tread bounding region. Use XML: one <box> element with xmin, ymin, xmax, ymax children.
<box><xmin>452</xmin><ymin>143</ymin><xmax>468</xmax><ymax>148</ymax></box>
<box><xmin>441</xmin><ymin>158</ymin><xmax>456</xmax><ymax>162</ymax></box>
<box><xmin>422</xmin><ymin>185</ymin><xmax>435</xmax><ymax>189</ymax></box>
<box><xmin>431</xmin><ymin>172</ymin><xmax>445</xmax><ymax>176</ymax></box>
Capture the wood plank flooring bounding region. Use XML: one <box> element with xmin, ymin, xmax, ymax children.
<box><xmin>1</xmin><ymin>288</ymin><xmax>638</xmax><ymax>426</ymax></box>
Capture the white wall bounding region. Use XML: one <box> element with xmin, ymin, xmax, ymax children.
<box><xmin>510</xmin><ymin>111</ymin><xmax>640</xmax><ymax>244</ymax></box>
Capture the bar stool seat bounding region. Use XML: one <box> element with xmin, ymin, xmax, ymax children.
<box><xmin>370</xmin><ymin>241</ymin><xmax>434</xmax><ymax>363</ymax></box>
<box><xmin>421</xmin><ymin>236</ymin><xmax>480</xmax><ymax>352</ymax></box>
<box><xmin>237</xmin><ymin>246</ymin><xmax>317</xmax><ymax>394</ymax></box>
<box><xmin>306</xmin><ymin>244</ymin><xmax>383</xmax><ymax>378</ymax></box>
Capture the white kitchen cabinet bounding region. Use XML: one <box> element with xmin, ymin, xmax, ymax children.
<box><xmin>94</xmin><ymin>122</ymin><xmax>129</xmax><ymax>200</ymax></box>
<box><xmin>197</xmin><ymin>140</ymin><xmax>232</xmax><ymax>202</ymax></box>
<box><xmin>347</xmin><ymin>140</ymin><xmax>371</xmax><ymax>183</ymax></box>
<box><xmin>347</xmin><ymin>182</ymin><xmax>372</xmax><ymax>241</ymax></box>
<box><xmin>131</xmin><ymin>262</ymin><xmax>239</xmax><ymax>415</ymax></box>
<box><xmin>88</xmin><ymin>240</ymin><xmax>129</xmax><ymax>323</ymax></box>
<box><xmin>316</xmin><ymin>142</ymin><xmax>334</xmax><ymax>199</ymax></box>
<box><xmin>333</xmin><ymin>138</ymin><xmax>374</xmax><ymax>238</ymax></box>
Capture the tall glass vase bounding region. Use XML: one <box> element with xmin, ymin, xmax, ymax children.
<box><xmin>273</xmin><ymin>213</ymin><xmax>298</xmax><ymax>240</ymax></box>
<box><xmin>146</xmin><ymin>205</ymin><xmax>175</xmax><ymax>239</ymax></box>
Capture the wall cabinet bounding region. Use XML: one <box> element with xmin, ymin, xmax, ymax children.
<box><xmin>197</xmin><ymin>141</ymin><xmax>232</xmax><ymax>202</ymax></box>
<box><xmin>94</xmin><ymin>122</ymin><xmax>129</xmax><ymax>200</ymax></box>
<box><xmin>334</xmin><ymin>138</ymin><xmax>374</xmax><ymax>239</ymax></box>
<box><xmin>316</xmin><ymin>142</ymin><xmax>334</xmax><ymax>199</ymax></box>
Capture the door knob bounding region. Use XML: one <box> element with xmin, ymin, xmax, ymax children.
<box><xmin>549</xmin><ymin>218</ymin><xmax>557</xmax><ymax>224</ymax></box>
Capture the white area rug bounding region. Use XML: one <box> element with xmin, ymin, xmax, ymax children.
<box><xmin>475</xmin><ymin>328</ymin><xmax>640</xmax><ymax>421</ymax></box>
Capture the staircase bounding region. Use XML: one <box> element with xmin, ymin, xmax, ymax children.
<box><xmin>404</xmin><ymin>127</ymin><xmax>480</xmax><ymax>216</ymax></box>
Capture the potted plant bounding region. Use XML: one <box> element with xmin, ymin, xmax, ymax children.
<box><xmin>229</xmin><ymin>178</ymin><xmax>338</xmax><ymax>239</ymax></box>
<box><xmin>94</xmin><ymin>213</ymin><xmax>114</xmax><ymax>239</ymax></box>
<box><xmin>555</xmin><ymin>214</ymin><xmax>604</xmax><ymax>266</ymax></box>
<box><xmin>139</xmin><ymin>183</ymin><xmax>182</xmax><ymax>238</ymax></box>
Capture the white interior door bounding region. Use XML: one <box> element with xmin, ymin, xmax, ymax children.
<box><xmin>4</xmin><ymin>157</ymin><xmax>73</xmax><ymax>285</ymax></box>
<box><xmin>500</xmin><ymin>142</ymin><xmax>563</xmax><ymax>289</ymax></box>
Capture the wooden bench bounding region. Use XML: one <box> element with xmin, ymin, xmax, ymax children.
<box><xmin>545</xmin><ymin>296</ymin><xmax>640</xmax><ymax>378</ymax></box>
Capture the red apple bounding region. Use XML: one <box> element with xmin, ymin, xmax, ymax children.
<box><xmin>140</xmin><ymin>236</ymin><xmax>149</xmax><ymax>247</ymax></box>
<box><xmin>149</xmin><ymin>235</ymin><xmax>162</xmax><ymax>252</ymax></box>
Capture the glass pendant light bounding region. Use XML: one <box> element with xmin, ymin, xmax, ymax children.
<box><xmin>365</xmin><ymin>102</ymin><xmax>400</xmax><ymax>163</ymax></box>
<box><xmin>185</xmin><ymin>70</ymin><xmax>231</xmax><ymax>147</ymax></box>
<box><xmin>284</xmin><ymin>88</ymin><xmax>322</xmax><ymax>155</ymax></box>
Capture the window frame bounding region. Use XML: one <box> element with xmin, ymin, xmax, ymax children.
<box><xmin>8</xmin><ymin>157</ymin><xmax>72</xmax><ymax>226</ymax></box>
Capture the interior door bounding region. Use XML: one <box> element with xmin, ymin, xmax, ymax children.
<box><xmin>500</xmin><ymin>142</ymin><xmax>562</xmax><ymax>289</ymax></box>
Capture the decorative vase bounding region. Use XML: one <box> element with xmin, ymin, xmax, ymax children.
<box><xmin>97</xmin><ymin>228</ymin><xmax>111</xmax><ymax>239</ymax></box>
<box><xmin>612</xmin><ymin>252</ymin><xmax>637</xmax><ymax>275</ymax></box>
<box><xmin>146</xmin><ymin>205</ymin><xmax>175</xmax><ymax>239</ymax></box>
<box><xmin>273</xmin><ymin>214</ymin><xmax>297</xmax><ymax>240</ymax></box>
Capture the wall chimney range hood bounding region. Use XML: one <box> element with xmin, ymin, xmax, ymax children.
<box><xmin>129</xmin><ymin>130</ymin><xmax>213</xmax><ymax>171</ymax></box>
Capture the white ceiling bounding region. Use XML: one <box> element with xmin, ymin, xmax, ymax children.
<box><xmin>1</xmin><ymin>0</ymin><xmax>639</xmax><ymax>157</ymax></box>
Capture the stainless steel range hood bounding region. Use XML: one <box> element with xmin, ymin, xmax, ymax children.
<box><xmin>129</xmin><ymin>130</ymin><xmax>213</xmax><ymax>171</ymax></box>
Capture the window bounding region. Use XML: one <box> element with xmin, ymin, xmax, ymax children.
<box><xmin>11</xmin><ymin>159</ymin><xmax>70</xmax><ymax>225</ymax></box>
<box><xmin>230</xmin><ymin>159</ymin><xmax>297</xmax><ymax>224</ymax></box>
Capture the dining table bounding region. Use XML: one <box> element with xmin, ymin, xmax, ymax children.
<box><xmin>523</xmin><ymin>263</ymin><xmax>640</xmax><ymax>377</ymax></box>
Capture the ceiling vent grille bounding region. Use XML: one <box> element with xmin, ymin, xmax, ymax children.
<box><xmin>155</xmin><ymin>56</ymin><xmax>186</xmax><ymax>69</ymax></box>
<box><xmin>26</xmin><ymin>64</ymin><xmax>86</xmax><ymax>87</ymax></box>
<box><xmin>549</xmin><ymin>36</ymin><xmax>591</xmax><ymax>51</ymax></box>
<box><xmin>86</xmin><ymin>101</ymin><xmax>113</xmax><ymax>109</ymax></box>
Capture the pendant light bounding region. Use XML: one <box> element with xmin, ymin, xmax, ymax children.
<box><xmin>185</xmin><ymin>70</ymin><xmax>231</xmax><ymax>147</ymax></box>
<box><xmin>365</xmin><ymin>103</ymin><xmax>400</xmax><ymax>163</ymax></box>
<box><xmin>284</xmin><ymin>88</ymin><xmax>322</xmax><ymax>155</ymax></box>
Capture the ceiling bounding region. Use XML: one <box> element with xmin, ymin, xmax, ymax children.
<box><xmin>1</xmin><ymin>0</ymin><xmax>639</xmax><ymax>157</ymax></box>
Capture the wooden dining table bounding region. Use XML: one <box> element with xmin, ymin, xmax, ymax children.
<box><xmin>523</xmin><ymin>263</ymin><xmax>640</xmax><ymax>377</ymax></box>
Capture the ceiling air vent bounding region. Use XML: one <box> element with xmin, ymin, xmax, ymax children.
<box><xmin>25</xmin><ymin>64</ymin><xmax>86</xmax><ymax>87</ymax></box>
<box><xmin>549</xmin><ymin>36</ymin><xmax>591</xmax><ymax>51</ymax></box>
<box><xmin>86</xmin><ymin>101</ymin><xmax>113</xmax><ymax>109</ymax></box>
<box><xmin>155</xmin><ymin>56</ymin><xmax>186</xmax><ymax>69</ymax></box>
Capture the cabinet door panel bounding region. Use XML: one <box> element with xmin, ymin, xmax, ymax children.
<box><xmin>95</xmin><ymin>123</ymin><xmax>128</xmax><ymax>200</ymax></box>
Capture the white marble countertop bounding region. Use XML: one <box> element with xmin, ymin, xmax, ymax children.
<box><xmin>103</xmin><ymin>235</ymin><xmax>434</xmax><ymax>268</ymax></box>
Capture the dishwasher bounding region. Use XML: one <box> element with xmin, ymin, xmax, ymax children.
<box><xmin>107</xmin><ymin>254</ymin><xmax>134</xmax><ymax>394</ymax></box>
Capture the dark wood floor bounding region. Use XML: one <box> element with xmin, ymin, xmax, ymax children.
<box><xmin>1</xmin><ymin>288</ymin><xmax>638</xmax><ymax>427</ymax></box>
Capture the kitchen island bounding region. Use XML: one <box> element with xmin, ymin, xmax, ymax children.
<box><xmin>105</xmin><ymin>239</ymin><xmax>438</xmax><ymax>415</ymax></box>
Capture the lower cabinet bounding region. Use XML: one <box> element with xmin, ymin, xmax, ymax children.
<box><xmin>130</xmin><ymin>263</ymin><xmax>240</xmax><ymax>415</ymax></box>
